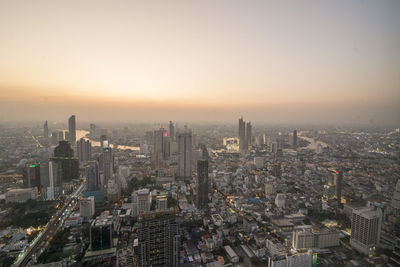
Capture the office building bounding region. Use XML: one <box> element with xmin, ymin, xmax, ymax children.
<box><xmin>289</xmin><ymin>129</ymin><xmax>298</xmax><ymax>148</ymax></box>
<box><xmin>52</xmin><ymin>141</ymin><xmax>79</xmax><ymax>183</ymax></box>
<box><xmin>136</xmin><ymin>209</ymin><xmax>180</xmax><ymax>267</ymax></box>
<box><xmin>43</xmin><ymin>120</ymin><xmax>49</xmax><ymax>138</ymax></box>
<box><xmin>80</xmin><ymin>196</ymin><xmax>95</xmax><ymax>220</ymax></box>
<box><xmin>100</xmin><ymin>147</ymin><xmax>113</xmax><ymax>183</ymax></box>
<box><xmin>100</xmin><ymin>134</ymin><xmax>108</xmax><ymax>148</ymax></box>
<box><xmin>23</xmin><ymin>162</ymin><xmax>41</xmax><ymax>191</ymax></box>
<box><xmin>196</xmin><ymin>159</ymin><xmax>209</xmax><ymax>210</ymax></box>
<box><xmin>156</xmin><ymin>194</ymin><xmax>168</xmax><ymax>211</ymax></box>
<box><xmin>132</xmin><ymin>189</ymin><xmax>151</xmax><ymax>217</ymax></box>
<box><xmin>350</xmin><ymin>207</ymin><xmax>382</xmax><ymax>255</ymax></box>
<box><xmin>292</xmin><ymin>226</ymin><xmax>340</xmax><ymax>249</ymax></box>
<box><xmin>169</xmin><ymin>121</ymin><xmax>175</xmax><ymax>141</ymax></box>
<box><xmin>40</xmin><ymin>160</ymin><xmax>62</xmax><ymax>200</ymax></box>
<box><xmin>90</xmin><ymin>123</ymin><xmax>96</xmax><ymax>136</ymax></box>
<box><xmin>238</xmin><ymin>117</ymin><xmax>247</xmax><ymax>151</ymax></box>
<box><xmin>5</xmin><ymin>188</ymin><xmax>38</xmax><ymax>203</ymax></box>
<box><xmin>68</xmin><ymin>115</ymin><xmax>76</xmax><ymax>144</ymax></box>
<box><xmin>268</xmin><ymin>250</ymin><xmax>313</xmax><ymax>267</ymax></box>
<box><xmin>77</xmin><ymin>138</ymin><xmax>91</xmax><ymax>163</ymax></box>
<box><xmin>90</xmin><ymin>212</ymin><xmax>114</xmax><ymax>251</ymax></box>
<box><xmin>246</xmin><ymin>121</ymin><xmax>252</xmax><ymax>147</ymax></box>
<box><xmin>86</xmin><ymin>161</ymin><xmax>100</xmax><ymax>191</ymax></box>
<box><xmin>177</xmin><ymin>131</ymin><xmax>192</xmax><ymax>179</ymax></box>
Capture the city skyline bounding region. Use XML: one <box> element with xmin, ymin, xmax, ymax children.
<box><xmin>0</xmin><ymin>0</ymin><xmax>399</xmax><ymax>126</ymax></box>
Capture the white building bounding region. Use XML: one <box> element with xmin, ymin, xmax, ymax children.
<box><xmin>132</xmin><ymin>188</ymin><xmax>151</xmax><ymax>216</ymax></box>
<box><xmin>268</xmin><ymin>250</ymin><xmax>313</xmax><ymax>267</ymax></box>
<box><xmin>224</xmin><ymin>245</ymin><xmax>239</xmax><ymax>263</ymax></box>
<box><xmin>80</xmin><ymin>196</ymin><xmax>95</xmax><ymax>220</ymax></box>
<box><xmin>275</xmin><ymin>193</ymin><xmax>286</xmax><ymax>209</ymax></box>
<box><xmin>350</xmin><ymin>207</ymin><xmax>382</xmax><ymax>255</ymax></box>
<box><xmin>5</xmin><ymin>188</ymin><xmax>37</xmax><ymax>203</ymax></box>
<box><xmin>292</xmin><ymin>225</ymin><xmax>340</xmax><ymax>249</ymax></box>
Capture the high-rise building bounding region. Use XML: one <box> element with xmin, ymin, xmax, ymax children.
<box><xmin>52</xmin><ymin>141</ymin><xmax>79</xmax><ymax>183</ymax></box>
<box><xmin>77</xmin><ymin>138</ymin><xmax>91</xmax><ymax>163</ymax></box>
<box><xmin>58</xmin><ymin>131</ymin><xmax>64</xmax><ymax>142</ymax></box>
<box><xmin>336</xmin><ymin>170</ymin><xmax>343</xmax><ymax>205</ymax></box>
<box><xmin>68</xmin><ymin>115</ymin><xmax>76</xmax><ymax>144</ymax></box>
<box><xmin>246</xmin><ymin>121</ymin><xmax>252</xmax><ymax>147</ymax></box>
<box><xmin>289</xmin><ymin>129</ymin><xmax>298</xmax><ymax>148</ymax></box>
<box><xmin>90</xmin><ymin>123</ymin><xmax>96</xmax><ymax>137</ymax></box>
<box><xmin>196</xmin><ymin>159</ymin><xmax>209</xmax><ymax>210</ymax></box>
<box><xmin>153</xmin><ymin>126</ymin><xmax>169</xmax><ymax>168</ymax></box>
<box><xmin>169</xmin><ymin>121</ymin><xmax>175</xmax><ymax>142</ymax></box>
<box><xmin>23</xmin><ymin>162</ymin><xmax>41</xmax><ymax>191</ymax></box>
<box><xmin>100</xmin><ymin>134</ymin><xmax>108</xmax><ymax>148</ymax></box>
<box><xmin>86</xmin><ymin>161</ymin><xmax>100</xmax><ymax>192</ymax></box>
<box><xmin>350</xmin><ymin>207</ymin><xmax>382</xmax><ymax>255</ymax></box>
<box><xmin>90</xmin><ymin>212</ymin><xmax>113</xmax><ymax>251</ymax></box>
<box><xmin>80</xmin><ymin>196</ymin><xmax>95</xmax><ymax>220</ymax></box>
<box><xmin>238</xmin><ymin>117</ymin><xmax>247</xmax><ymax>151</ymax></box>
<box><xmin>156</xmin><ymin>194</ymin><xmax>168</xmax><ymax>211</ymax></box>
<box><xmin>177</xmin><ymin>131</ymin><xmax>192</xmax><ymax>179</ymax></box>
<box><xmin>101</xmin><ymin>147</ymin><xmax>113</xmax><ymax>183</ymax></box>
<box><xmin>392</xmin><ymin>179</ymin><xmax>400</xmax><ymax>210</ymax></box>
<box><xmin>132</xmin><ymin>189</ymin><xmax>152</xmax><ymax>217</ymax></box>
<box><xmin>43</xmin><ymin>120</ymin><xmax>49</xmax><ymax>138</ymax></box>
<box><xmin>136</xmin><ymin>209</ymin><xmax>180</xmax><ymax>267</ymax></box>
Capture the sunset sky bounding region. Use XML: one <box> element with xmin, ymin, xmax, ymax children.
<box><xmin>0</xmin><ymin>0</ymin><xmax>399</xmax><ymax>125</ymax></box>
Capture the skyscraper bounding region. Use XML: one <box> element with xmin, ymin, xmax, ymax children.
<box><xmin>101</xmin><ymin>147</ymin><xmax>113</xmax><ymax>183</ymax></box>
<box><xmin>68</xmin><ymin>115</ymin><xmax>76</xmax><ymax>144</ymax></box>
<box><xmin>132</xmin><ymin>189</ymin><xmax>152</xmax><ymax>217</ymax></box>
<box><xmin>23</xmin><ymin>162</ymin><xmax>41</xmax><ymax>191</ymax></box>
<box><xmin>77</xmin><ymin>138</ymin><xmax>91</xmax><ymax>163</ymax></box>
<box><xmin>336</xmin><ymin>170</ymin><xmax>343</xmax><ymax>205</ymax></box>
<box><xmin>246</xmin><ymin>121</ymin><xmax>252</xmax><ymax>147</ymax></box>
<box><xmin>90</xmin><ymin>123</ymin><xmax>96</xmax><ymax>137</ymax></box>
<box><xmin>153</xmin><ymin>126</ymin><xmax>168</xmax><ymax>168</ymax></box>
<box><xmin>238</xmin><ymin>117</ymin><xmax>246</xmax><ymax>151</ymax></box>
<box><xmin>289</xmin><ymin>129</ymin><xmax>298</xmax><ymax>148</ymax></box>
<box><xmin>52</xmin><ymin>141</ymin><xmax>79</xmax><ymax>183</ymax></box>
<box><xmin>169</xmin><ymin>121</ymin><xmax>175</xmax><ymax>142</ymax></box>
<box><xmin>136</xmin><ymin>209</ymin><xmax>180</xmax><ymax>267</ymax></box>
<box><xmin>350</xmin><ymin>207</ymin><xmax>382</xmax><ymax>255</ymax></box>
<box><xmin>43</xmin><ymin>120</ymin><xmax>49</xmax><ymax>138</ymax></box>
<box><xmin>196</xmin><ymin>158</ymin><xmax>209</xmax><ymax>210</ymax></box>
<box><xmin>177</xmin><ymin>131</ymin><xmax>192</xmax><ymax>179</ymax></box>
<box><xmin>86</xmin><ymin>161</ymin><xmax>100</xmax><ymax>192</ymax></box>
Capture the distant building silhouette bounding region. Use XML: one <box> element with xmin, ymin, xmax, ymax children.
<box><xmin>68</xmin><ymin>115</ymin><xmax>76</xmax><ymax>144</ymax></box>
<box><xmin>177</xmin><ymin>130</ymin><xmax>192</xmax><ymax>179</ymax></box>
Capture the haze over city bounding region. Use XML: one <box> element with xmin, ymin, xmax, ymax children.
<box><xmin>1</xmin><ymin>0</ymin><xmax>399</xmax><ymax>125</ymax></box>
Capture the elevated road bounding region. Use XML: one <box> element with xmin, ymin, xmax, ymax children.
<box><xmin>14</xmin><ymin>183</ymin><xmax>86</xmax><ymax>267</ymax></box>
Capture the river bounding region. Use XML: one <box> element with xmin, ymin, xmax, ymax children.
<box><xmin>75</xmin><ymin>130</ymin><xmax>140</xmax><ymax>151</ymax></box>
<box><xmin>298</xmin><ymin>135</ymin><xmax>328</xmax><ymax>151</ymax></box>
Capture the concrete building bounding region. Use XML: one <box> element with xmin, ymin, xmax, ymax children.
<box><xmin>136</xmin><ymin>209</ymin><xmax>180</xmax><ymax>267</ymax></box>
<box><xmin>68</xmin><ymin>115</ymin><xmax>76</xmax><ymax>144</ymax></box>
<box><xmin>196</xmin><ymin>158</ymin><xmax>209</xmax><ymax>209</ymax></box>
<box><xmin>177</xmin><ymin>131</ymin><xmax>192</xmax><ymax>179</ymax></box>
<box><xmin>5</xmin><ymin>188</ymin><xmax>38</xmax><ymax>203</ymax></box>
<box><xmin>80</xmin><ymin>196</ymin><xmax>95</xmax><ymax>220</ymax></box>
<box><xmin>132</xmin><ymin>189</ymin><xmax>151</xmax><ymax>217</ymax></box>
<box><xmin>77</xmin><ymin>138</ymin><xmax>91</xmax><ymax>163</ymax></box>
<box><xmin>350</xmin><ymin>207</ymin><xmax>382</xmax><ymax>255</ymax></box>
<box><xmin>156</xmin><ymin>194</ymin><xmax>168</xmax><ymax>211</ymax></box>
<box><xmin>90</xmin><ymin>212</ymin><xmax>114</xmax><ymax>251</ymax></box>
<box><xmin>292</xmin><ymin>226</ymin><xmax>340</xmax><ymax>249</ymax></box>
<box><xmin>275</xmin><ymin>193</ymin><xmax>286</xmax><ymax>209</ymax></box>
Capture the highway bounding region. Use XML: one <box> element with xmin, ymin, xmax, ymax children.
<box><xmin>14</xmin><ymin>183</ymin><xmax>86</xmax><ymax>267</ymax></box>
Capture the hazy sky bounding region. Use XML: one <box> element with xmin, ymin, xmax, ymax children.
<box><xmin>0</xmin><ymin>0</ymin><xmax>399</xmax><ymax>125</ymax></box>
